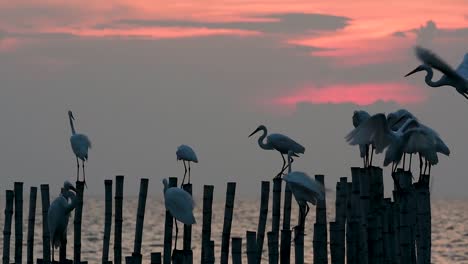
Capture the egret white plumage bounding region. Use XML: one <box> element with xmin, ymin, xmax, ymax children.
<box><xmin>249</xmin><ymin>125</ymin><xmax>305</xmax><ymax>178</ymax></box>
<box><xmin>48</xmin><ymin>181</ymin><xmax>78</xmax><ymax>262</ymax></box>
<box><xmin>352</xmin><ymin>110</ymin><xmax>372</xmax><ymax>167</ymax></box>
<box><xmin>68</xmin><ymin>110</ymin><xmax>92</xmax><ymax>187</ymax></box>
<box><xmin>176</xmin><ymin>144</ymin><xmax>198</xmax><ymax>187</ymax></box>
<box><xmin>283</xmin><ymin>151</ymin><xmax>325</xmax><ymax>229</ymax></box>
<box><xmin>405</xmin><ymin>46</ymin><xmax>468</xmax><ymax>101</ymax></box>
<box><xmin>162</xmin><ymin>178</ymin><xmax>196</xmax><ymax>251</ymax></box>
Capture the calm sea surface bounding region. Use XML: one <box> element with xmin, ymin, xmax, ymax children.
<box><xmin>0</xmin><ymin>197</ymin><xmax>467</xmax><ymax>264</ymax></box>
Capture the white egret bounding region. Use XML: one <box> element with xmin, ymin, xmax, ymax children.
<box><xmin>162</xmin><ymin>178</ymin><xmax>196</xmax><ymax>251</ymax></box>
<box><xmin>249</xmin><ymin>125</ymin><xmax>305</xmax><ymax>178</ymax></box>
<box><xmin>405</xmin><ymin>46</ymin><xmax>468</xmax><ymax>101</ymax></box>
<box><xmin>68</xmin><ymin>110</ymin><xmax>92</xmax><ymax>187</ymax></box>
<box><xmin>48</xmin><ymin>181</ymin><xmax>78</xmax><ymax>262</ymax></box>
<box><xmin>283</xmin><ymin>152</ymin><xmax>325</xmax><ymax>229</ymax></box>
<box><xmin>352</xmin><ymin>110</ymin><xmax>372</xmax><ymax>167</ymax></box>
<box><xmin>176</xmin><ymin>145</ymin><xmax>198</xmax><ymax>187</ymax></box>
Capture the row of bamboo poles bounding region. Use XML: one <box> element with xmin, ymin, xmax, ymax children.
<box><xmin>1</xmin><ymin>166</ymin><xmax>431</xmax><ymax>264</ymax></box>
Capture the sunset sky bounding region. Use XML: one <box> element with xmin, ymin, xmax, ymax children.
<box><xmin>1</xmin><ymin>0</ymin><xmax>467</xmax><ymax>198</ymax></box>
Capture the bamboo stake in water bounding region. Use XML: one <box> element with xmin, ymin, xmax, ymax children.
<box><xmin>246</xmin><ymin>231</ymin><xmax>258</xmax><ymax>264</ymax></box>
<box><xmin>313</xmin><ymin>174</ymin><xmax>328</xmax><ymax>264</ymax></box>
<box><xmin>294</xmin><ymin>211</ymin><xmax>305</xmax><ymax>264</ymax></box>
<box><xmin>347</xmin><ymin>168</ymin><xmax>361</xmax><ymax>264</ymax></box>
<box><xmin>14</xmin><ymin>182</ymin><xmax>23</xmax><ymax>264</ymax></box>
<box><xmin>59</xmin><ymin>190</ymin><xmax>68</xmax><ymax>261</ymax></box>
<box><xmin>74</xmin><ymin>181</ymin><xmax>85</xmax><ymax>263</ymax></box>
<box><xmin>220</xmin><ymin>182</ymin><xmax>237</xmax><ymax>264</ymax></box>
<box><xmin>150</xmin><ymin>252</ymin><xmax>162</xmax><ymax>264</ymax></box>
<box><xmin>163</xmin><ymin>177</ymin><xmax>177</xmax><ymax>264</ymax></box>
<box><xmin>396</xmin><ymin>170</ymin><xmax>412</xmax><ymax>264</ymax></box>
<box><xmin>382</xmin><ymin>198</ymin><xmax>393</xmax><ymax>264</ymax></box>
<box><xmin>329</xmin><ymin>221</ymin><xmax>339</xmax><ymax>264</ymax></box>
<box><xmin>335</xmin><ymin>177</ymin><xmax>347</xmax><ymax>264</ymax></box>
<box><xmin>232</xmin><ymin>237</ymin><xmax>242</xmax><ymax>264</ymax></box>
<box><xmin>26</xmin><ymin>186</ymin><xmax>37</xmax><ymax>264</ymax></box>
<box><xmin>415</xmin><ymin>174</ymin><xmax>431</xmax><ymax>264</ymax></box>
<box><xmin>2</xmin><ymin>190</ymin><xmax>14</xmax><ymax>264</ymax></box>
<box><xmin>201</xmin><ymin>185</ymin><xmax>214</xmax><ymax>264</ymax></box>
<box><xmin>272</xmin><ymin>177</ymin><xmax>282</xmax><ymax>234</ymax></box>
<box><xmin>358</xmin><ymin>169</ymin><xmax>369</xmax><ymax>264</ymax></box>
<box><xmin>207</xmin><ymin>240</ymin><xmax>215</xmax><ymax>264</ymax></box>
<box><xmin>267</xmin><ymin>231</ymin><xmax>279</xmax><ymax>264</ymax></box>
<box><xmin>345</xmin><ymin>181</ymin><xmax>356</xmax><ymax>264</ymax></box>
<box><xmin>40</xmin><ymin>184</ymin><xmax>51</xmax><ymax>263</ymax></box>
<box><xmin>182</xmin><ymin>183</ymin><xmax>193</xmax><ymax>264</ymax></box>
<box><xmin>134</xmin><ymin>178</ymin><xmax>149</xmax><ymax>255</ymax></box>
<box><xmin>115</xmin><ymin>175</ymin><xmax>125</xmax><ymax>264</ymax></box>
<box><xmin>256</xmin><ymin>181</ymin><xmax>270</xmax><ymax>264</ymax></box>
<box><xmin>102</xmin><ymin>180</ymin><xmax>113</xmax><ymax>263</ymax></box>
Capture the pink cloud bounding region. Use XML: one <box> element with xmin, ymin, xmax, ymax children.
<box><xmin>268</xmin><ymin>82</ymin><xmax>427</xmax><ymax>108</ymax></box>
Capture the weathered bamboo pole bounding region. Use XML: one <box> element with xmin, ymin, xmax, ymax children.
<box><xmin>313</xmin><ymin>174</ymin><xmax>328</xmax><ymax>264</ymax></box>
<box><xmin>182</xmin><ymin>183</ymin><xmax>193</xmax><ymax>264</ymax></box>
<box><xmin>26</xmin><ymin>186</ymin><xmax>37</xmax><ymax>264</ymax></box>
<box><xmin>40</xmin><ymin>184</ymin><xmax>51</xmax><ymax>263</ymax></box>
<box><xmin>415</xmin><ymin>174</ymin><xmax>431</xmax><ymax>264</ymax></box>
<box><xmin>125</xmin><ymin>256</ymin><xmax>134</xmax><ymax>264</ymax></box>
<box><xmin>271</xmin><ymin>177</ymin><xmax>281</xmax><ymax>234</ymax></box>
<box><xmin>256</xmin><ymin>181</ymin><xmax>270</xmax><ymax>264</ymax></box>
<box><xmin>206</xmin><ymin>240</ymin><xmax>215</xmax><ymax>264</ymax></box>
<box><xmin>14</xmin><ymin>182</ymin><xmax>23</xmax><ymax>264</ymax></box>
<box><xmin>102</xmin><ymin>179</ymin><xmax>113</xmax><ymax>264</ymax></box>
<box><xmin>382</xmin><ymin>198</ymin><xmax>393</xmax><ymax>264</ymax></box>
<box><xmin>367</xmin><ymin>215</ymin><xmax>378</xmax><ymax>264</ymax></box>
<box><xmin>150</xmin><ymin>252</ymin><xmax>162</xmax><ymax>264</ymax></box>
<box><xmin>59</xmin><ymin>189</ymin><xmax>67</xmax><ymax>262</ymax></box>
<box><xmin>358</xmin><ymin>168</ymin><xmax>369</xmax><ymax>264</ymax></box>
<box><xmin>280</xmin><ymin>182</ymin><xmax>292</xmax><ymax>264</ymax></box>
<box><xmin>392</xmin><ymin>192</ymin><xmax>401</xmax><ymax>263</ymax></box>
<box><xmin>232</xmin><ymin>237</ymin><xmax>242</xmax><ymax>264</ymax></box>
<box><xmin>74</xmin><ymin>181</ymin><xmax>85</xmax><ymax>263</ymax></box>
<box><xmin>396</xmin><ymin>170</ymin><xmax>412</xmax><ymax>264</ymax></box>
<box><xmin>347</xmin><ymin>168</ymin><xmax>361</xmax><ymax>264</ymax></box>
<box><xmin>246</xmin><ymin>231</ymin><xmax>258</xmax><ymax>264</ymax></box>
<box><xmin>133</xmin><ymin>178</ymin><xmax>149</xmax><ymax>256</ymax></box>
<box><xmin>267</xmin><ymin>231</ymin><xmax>279</xmax><ymax>264</ymax></box>
<box><xmin>220</xmin><ymin>182</ymin><xmax>237</xmax><ymax>264</ymax></box>
<box><xmin>201</xmin><ymin>185</ymin><xmax>214</xmax><ymax>264</ymax></box>
<box><xmin>163</xmin><ymin>177</ymin><xmax>177</xmax><ymax>264</ymax></box>
<box><xmin>294</xmin><ymin>213</ymin><xmax>304</xmax><ymax>264</ymax></box>
<box><xmin>172</xmin><ymin>250</ymin><xmax>184</xmax><ymax>264</ymax></box>
<box><xmin>334</xmin><ymin>177</ymin><xmax>347</xmax><ymax>264</ymax></box>
<box><xmin>329</xmin><ymin>221</ymin><xmax>339</xmax><ymax>264</ymax></box>
<box><xmin>115</xmin><ymin>175</ymin><xmax>125</xmax><ymax>264</ymax></box>
<box><xmin>2</xmin><ymin>190</ymin><xmax>14</xmax><ymax>264</ymax></box>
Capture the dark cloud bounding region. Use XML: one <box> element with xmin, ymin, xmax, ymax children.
<box><xmin>414</xmin><ymin>20</ymin><xmax>438</xmax><ymax>46</ymax></box>
<box><xmin>392</xmin><ymin>31</ymin><xmax>406</xmax><ymax>37</ymax></box>
<box><xmin>95</xmin><ymin>13</ymin><xmax>350</xmax><ymax>35</ymax></box>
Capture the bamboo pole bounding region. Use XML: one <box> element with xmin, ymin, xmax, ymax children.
<box><xmin>134</xmin><ymin>178</ymin><xmax>149</xmax><ymax>256</ymax></box>
<box><xmin>74</xmin><ymin>181</ymin><xmax>85</xmax><ymax>263</ymax></box>
<box><xmin>256</xmin><ymin>181</ymin><xmax>270</xmax><ymax>264</ymax></box>
<box><xmin>163</xmin><ymin>177</ymin><xmax>177</xmax><ymax>264</ymax></box>
<box><xmin>14</xmin><ymin>182</ymin><xmax>23</xmax><ymax>264</ymax></box>
<box><xmin>294</xmin><ymin>215</ymin><xmax>304</xmax><ymax>264</ymax></box>
<box><xmin>415</xmin><ymin>174</ymin><xmax>431</xmax><ymax>264</ymax></box>
<box><xmin>2</xmin><ymin>190</ymin><xmax>14</xmax><ymax>264</ymax></box>
<box><xmin>267</xmin><ymin>231</ymin><xmax>279</xmax><ymax>264</ymax></box>
<box><xmin>382</xmin><ymin>198</ymin><xmax>393</xmax><ymax>264</ymax></box>
<box><xmin>246</xmin><ymin>231</ymin><xmax>258</xmax><ymax>264</ymax></box>
<box><xmin>335</xmin><ymin>177</ymin><xmax>347</xmax><ymax>264</ymax></box>
<box><xmin>367</xmin><ymin>215</ymin><xmax>378</xmax><ymax>264</ymax></box>
<box><xmin>115</xmin><ymin>175</ymin><xmax>125</xmax><ymax>264</ymax></box>
<box><xmin>40</xmin><ymin>184</ymin><xmax>51</xmax><ymax>263</ymax></box>
<box><xmin>206</xmin><ymin>240</ymin><xmax>215</xmax><ymax>264</ymax></box>
<box><xmin>395</xmin><ymin>170</ymin><xmax>412</xmax><ymax>264</ymax></box>
<box><xmin>313</xmin><ymin>174</ymin><xmax>328</xmax><ymax>264</ymax></box>
<box><xmin>59</xmin><ymin>189</ymin><xmax>67</xmax><ymax>261</ymax></box>
<box><xmin>201</xmin><ymin>185</ymin><xmax>214</xmax><ymax>264</ymax></box>
<box><xmin>182</xmin><ymin>183</ymin><xmax>193</xmax><ymax>264</ymax></box>
<box><xmin>347</xmin><ymin>168</ymin><xmax>361</xmax><ymax>264</ymax></box>
<box><xmin>220</xmin><ymin>182</ymin><xmax>236</xmax><ymax>264</ymax></box>
<box><xmin>271</xmin><ymin>177</ymin><xmax>281</xmax><ymax>233</ymax></box>
<box><xmin>26</xmin><ymin>186</ymin><xmax>37</xmax><ymax>264</ymax></box>
<box><xmin>172</xmin><ymin>250</ymin><xmax>184</xmax><ymax>264</ymax></box>
<box><xmin>280</xmin><ymin>180</ymin><xmax>292</xmax><ymax>264</ymax></box>
<box><xmin>329</xmin><ymin>221</ymin><xmax>339</xmax><ymax>264</ymax></box>
<box><xmin>102</xmin><ymin>179</ymin><xmax>113</xmax><ymax>263</ymax></box>
<box><xmin>150</xmin><ymin>252</ymin><xmax>162</xmax><ymax>264</ymax></box>
<box><xmin>232</xmin><ymin>237</ymin><xmax>242</xmax><ymax>264</ymax></box>
<box><xmin>358</xmin><ymin>168</ymin><xmax>369</xmax><ymax>264</ymax></box>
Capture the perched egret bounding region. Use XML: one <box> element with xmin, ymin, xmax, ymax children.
<box><xmin>352</xmin><ymin>110</ymin><xmax>372</xmax><ymax>167</ymax></box>
<box><xmin>48</xmin><ymin>181</ymin><xmax>78</xmax><ymax>262</ymax></box>
<box><xmin>249</xmin><ymin>125</ymin><xmax>305</xmax><ymax>178</ymax></box>
<box><xmin>176</xmin><ymin>145</ymin><xmax>198</xmax><ymax>187</ymax></box>
<box><xmin>162</xmin><ymin>178</ymin><xmax>196</xmax><ymax>251</ymax></box>
<box><xmin>68</xmin><ymin>110</ymin><xmax>92</xmax><ymax>187</ymax></box>
<box><xmin>405</xmin><ymin>46</ymin><xmax>468</xmax><ymax>101</ymax></box>
<box><xmin>283</xmin><ymin>163</ymin><xmax>325</xmax><ymax>229</ymax></box>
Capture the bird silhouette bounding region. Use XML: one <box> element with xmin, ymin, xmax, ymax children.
<box><xmin>68</xmin><ymin>110</ymin><xmax>91</xmax><ymax>187</ymax></box>
<box><xmin>176</xmin><ymin>144</ymin><xmax>198</xmax><ymax>187</ymax></box>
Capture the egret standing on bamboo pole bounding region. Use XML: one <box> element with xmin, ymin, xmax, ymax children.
<box><xmin>248</xmin><ymin>125</ymin><xmax>305</xmax><ymax>178</ymax></box>
<box><xmin>68</xmin><ymin>110</ymin><xmax>92</xmax><ymax>187</ymax></box>
<box><xmin>405</xmin><ymin>46</ymin><xmax>468</xmax><ymax>101</ymax></box>
<box><xmin>162</xmin><ymin>178</ymin><xmax>196</xmax><ymax>252</ymax></box>
<box><xmin>176</xmin><ymin>145</ymin><xmax>198</xmax><ymax>187</ymax></box>
<box><xmin>352</xmin><ymin>110</ymin><xmax>372</xmax><ymax>167</ymax></box>
<box><xmin>48</xmin><ymin>181</ymin><xmax>78</xmax><ymax>262</ymax></box>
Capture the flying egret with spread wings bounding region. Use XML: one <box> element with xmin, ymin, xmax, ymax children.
<box><xmin>405</xmin><ymin>46</ymin><xmax>468</xmax><ymax>101</ymax></box>
<box><xmin>249</xmin><ymin>125</ymin><xmax>305</xmax><ymax>178</ymax></box>
<box><xmin>68</xmin><ymin>111</ymin><xmax>92</xmax><ymax>187</ymax></box>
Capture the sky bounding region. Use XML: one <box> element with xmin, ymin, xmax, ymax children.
<box><xmin>1</xmin><ymin>0</ymin><xmax>467</xmax><ymax>199</ymax></box>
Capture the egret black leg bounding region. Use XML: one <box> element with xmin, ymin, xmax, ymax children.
<box><xmin>409</xmin><ymin>154</ymin><xmax>412</xmax><ymax>172</ymax></box>
<box><xmin>419</xmin><ymin>153</ymin><xmax>423</xmax><ymax>178</ymax></box>
<box><xmin>174</xmin><ymin>219</ymin><xmax>179</xmax><ymax>250</ymax></box>
<box><xmin>370</xmin><ymin>145</ymin><xmax>374</xmax><ymax>167</ymax></box>
<box><xmin>52</xmin><ymin>244</ymin><xmax>54</xmax><ymax>262</ymax></box>
<box><xmin>181</xmin><ymin>161</ymin><xmax>187</xmax><ymax>187</ymax></box>
<box><xmin>402</xmin><ymin>153</ymin><xmax>406</xmax><ymax>170</ymax></box>
<box><xmin>76</xmin><ymin>158</ymin><xmax>80</xmax><ymax>182</ymax></box>
<box><xmin>188</xmin><ymin>161</ymin><xmax>191</xmax><ymax>184</ymax></box>
<box><xmin>82</xmin><ymin>161</ymin><xmax>87</xmax><ymax>188</ymax></box>
<box><xmin>423</xmin><ymin>159</ymin><xmax>428</xmax><ymax>175</ymax></box>
<box><xmin>428</xmin><ymin>164</ymin><xmax>432</xmax><ymax>176</ymax></box>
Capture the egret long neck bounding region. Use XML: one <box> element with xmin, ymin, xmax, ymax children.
<box><xmin>69</xmin><ymin>115</ymin><xmax>76</xmax><ymax>135</ymax></box>
<box><xmin>64</xmin><ymin>191</ymin><xmax>78</xmax><ymax>214</ymax></box>
<box><xmin>257</xmin><ymin>127</ymin><xmax>273</xmax><ymax>150</ymax></box>
<box><xmin>398</xmin><ymin>118</ymin><xmax>418</xmax><ymax>133</ymax></box>
<box><xmin>424</xmin><ymin>68</ymin><xmax>450</xmax><ymax>87</ymax></box>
